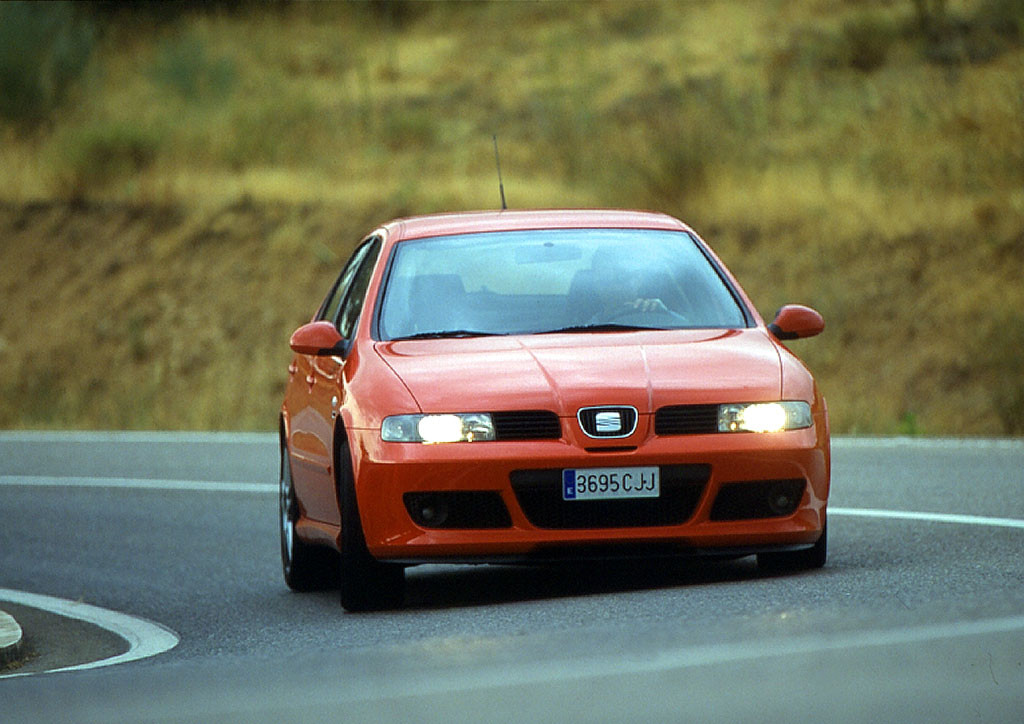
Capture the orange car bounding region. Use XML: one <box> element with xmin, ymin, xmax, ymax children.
<box><xmin>280</xmin><ymin>210</ymin><xmax>829</xmax><ymax>611</ymax></box>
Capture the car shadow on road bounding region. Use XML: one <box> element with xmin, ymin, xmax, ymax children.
<box><xmin>400</xmin><ymin>556</ymin><xmax>783</xmax><ymax>611</ymax></box>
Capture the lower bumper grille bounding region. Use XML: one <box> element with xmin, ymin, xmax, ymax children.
<box><xmin>510</xmin><ymin>464</ymin><xmax>710</xmax><ymax>529</ymax></box>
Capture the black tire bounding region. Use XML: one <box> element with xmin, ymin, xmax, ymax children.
<box><xmin>336</xmin><ymin>434</ymin><xmax>405</xmax><ymax>612</ymax></box>
<box><xmin>757</xmin><ymin>521</ymin><xmax>827</xmax><ymax>572</ymax></box>
<box><xmin>280</xmin><ymin>438</ymin><xmax>339</xmax><ymax>591</ymax></box>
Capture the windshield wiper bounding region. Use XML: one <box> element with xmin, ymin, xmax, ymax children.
<box><xmin>539</xmin><ymin>323</ymin><xmax>668</xmax><ymax>334</ymax></box>
<box><xmin>391</xmin><ymin>329</ymin><xmax>502</xmax><ymax>341</ymax></box>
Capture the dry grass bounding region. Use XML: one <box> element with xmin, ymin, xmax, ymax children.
<box><xmin>0</xmin><ymin>0</ymin><xmax>1022</xmax><ymax>434</ymax></box>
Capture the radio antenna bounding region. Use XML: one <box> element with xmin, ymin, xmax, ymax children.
<box><xmin>492</xmin><ymin>134</ymin><xmax>507</xmax><ymax>210</ymax></box>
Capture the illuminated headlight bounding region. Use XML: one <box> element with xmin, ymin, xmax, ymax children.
<box><xmin>718</xmin><ymin>402</ymin><xmax>812</xmax><ymax>433</ymax></box>
<box><xmin>381</xmin><ymin>413</ymin><xmax>496</xmax><ymax>443</ymax></box>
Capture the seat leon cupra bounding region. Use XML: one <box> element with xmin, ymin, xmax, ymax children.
<box><xmin>279</xmin><ymin>209</ymin><xmax>829</xmax><ymax>611</ymax></box>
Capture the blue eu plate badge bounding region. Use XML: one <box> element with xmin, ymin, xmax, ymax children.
<box><xmin>562</xmin><ymin>469</ymin><xmax>578</xmax><ymax>500</ymax></box>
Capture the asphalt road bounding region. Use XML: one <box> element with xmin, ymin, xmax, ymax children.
<box><xmin>0</xmin><ymin>432</ymin><xmax>1022</xmax><ymax>722</ymax></box>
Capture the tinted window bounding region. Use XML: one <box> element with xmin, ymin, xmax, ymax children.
<box><xmin>318</xmin><ymin>239</ymin><xmax>376</xmax><ymax>325</ymax></box>
<box><xmin>377</xmin><ymin>229</ymin><xmax>748</xmax><ymax>340</ymax></box>
<box><xmin>337</xmin><ymin>238</ymin><xmax>381</xmax><ymax>339</ymax></box>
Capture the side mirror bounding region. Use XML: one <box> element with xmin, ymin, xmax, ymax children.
<box><xmin>768</xmin><ymin>305</ymin><xmax>825</xmax><ymax>340</ymax></box>
<box><xmin>289</xmin><ymin>321</ymin><xmax>346</xmax><ymax>356</ymax></box>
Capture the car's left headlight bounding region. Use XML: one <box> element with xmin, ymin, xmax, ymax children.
<box><xmin>381</xmin><ymin>413</ymin><xmax>496</xmax><ymax>443</ymax></box>
<box><xmin>718</xmin><ymin>402</ymin><xmax>812</xmax><ymax>433</ymax></box>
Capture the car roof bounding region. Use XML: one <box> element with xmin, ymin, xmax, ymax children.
<box><xmin>380</xmin><ymin>209</ymin><xmax>692</xmax><ymax>242</ymax></box>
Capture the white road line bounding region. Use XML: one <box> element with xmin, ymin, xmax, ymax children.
<box><xmin>0</xmin><ymin>475</ymin><xmax>273</xmax><ymax>493</ymax></box>
<box><xmin>0</xmin><ymin>588</ymin><xmax>179</xmax><ymax>678</ymax></box>
<box><xmin>0</xmin><ymin>430</ymin><xmax>276</xmax><ymax>444</ymax></box>
<box><xmin>831</xmin><ymin>436</ymin><xmax>1023</xmax><ymax>450</ymax></box>
<box><xmin>831</xmin><ymin>507</ymin><xmax>1024</xmax><ymax>530</ymax></box>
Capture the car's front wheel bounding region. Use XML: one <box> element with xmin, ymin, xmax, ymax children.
<box><xmin>280</xmin><ymin>439</ymin><xmax>339</xmax><ymax>591</ymax></box>
<box><xmin>336</xmin><ymin>434</ymin><xmax>405</xmax><ymax>612</ymax></box>
<box><xmin>757</xmin><ymin>521</ymin><xmax>827</xmax><ymax>571</ymax></box>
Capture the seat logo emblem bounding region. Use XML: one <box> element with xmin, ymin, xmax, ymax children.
<box><xmin>578</xmin><ymin>405</ymin><xmax>637</xmax><ymax>438</ymax></box>
<box><xmin>595</xmin><ymin>411</ymin><xmax>622</xmax><ymax>434</ymax></box>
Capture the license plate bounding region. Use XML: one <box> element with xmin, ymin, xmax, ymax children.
<box><xmin>562</xmin><ymin>466</ymin><xmax>660</xmax><ymax>501</ymax></box>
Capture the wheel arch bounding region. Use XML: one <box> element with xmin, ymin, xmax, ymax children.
<box><xmin>332</xmin><ymin>422</ymin><xmax>349</xmax><ymax>507</ymax></box>
<box><xmin>279</xmin><ymin>410</ymin><xmax>293</xmax><ymax>453</ymax></box>
<box><xmin>332</xmin><ymin>421</ymin><xmax>365</xmax><ymax>543</ymax></box>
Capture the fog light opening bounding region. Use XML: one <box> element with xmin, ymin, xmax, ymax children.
<box><xmin>767</xmin><ymin>483</ymin><xmax>800</xmax><ymax>516</ymax></box>
<box><xmin>403</xmin><ymin>491</ymin><xmax>513</xmax><ymax>529</ymax></box>
<box><xmin>418</xmin><ymin>500</ymin><xmax>449</xmax><ymax>527</ymax></box>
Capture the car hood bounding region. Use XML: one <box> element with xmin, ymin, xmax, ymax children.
<box><xmin>375</xmin><ymin>329</ymin><xmax>782</xmax><ymax>414</ymax></box>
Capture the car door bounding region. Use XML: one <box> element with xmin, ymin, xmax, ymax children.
<box><xmin>288</xmin><ymin>237</ymin><xmax>380</xmax><ymax>524</ymax></box>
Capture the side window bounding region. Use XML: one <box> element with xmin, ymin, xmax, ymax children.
<box><xmin>317</xmin><ymin>239</ymin><xmax>374</xmax><ymax>324</ymax></box>
<box><xmin>337</xmin><ymin>238</ymin><xmax>382</xmax><ymax>339</ymax></box>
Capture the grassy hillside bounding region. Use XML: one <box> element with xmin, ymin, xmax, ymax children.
<box><xmin>1</xmin><ymin>0</ymin><xmax>1022</xmax><ymax>434</ymax></box>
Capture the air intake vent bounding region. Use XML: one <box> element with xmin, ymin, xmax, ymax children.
<box><xmin>655</xmin><ymin>404</ymin><xmax>719</xmax><ymax>436</ymax></box>
<box><xmin>492</xmin><ymin>410</ymin><xmax>561</xmax><ymax>440</ymax></box>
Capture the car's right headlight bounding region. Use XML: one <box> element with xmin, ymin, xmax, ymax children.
<box><xmin>381</xmin><ymin>413</ymin><xmax>496</xmax><ymax>443</ymax></box>
<box><xmin>718</xmin><ymin>402</ymin><xmax>812</xmax><ymax>433</ymax></box>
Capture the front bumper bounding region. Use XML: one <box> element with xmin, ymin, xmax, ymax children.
<box><xmin>350</xmin><ymin>425</ymin><xmax>829</xmax><ymax>562</ymax></box>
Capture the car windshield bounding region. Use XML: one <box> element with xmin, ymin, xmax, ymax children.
<box><xmin>377</xmin><ymin>228</ymin><xmax>749</xmax><ymax>340</ymax></box>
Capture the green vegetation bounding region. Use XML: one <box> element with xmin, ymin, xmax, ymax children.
<box><xmin>0</xmin><ymin>2</ymin><xmax>95</xmax><ymax>125</ymax></box>
<box><xmin>0</xmin><ymin>0</ymin><xmax>1022</xmax><ymax>435</ymax></box>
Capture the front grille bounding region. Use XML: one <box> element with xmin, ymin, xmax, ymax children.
<box><xmin>492</xmin><ymin>410</ymin><xmax>561</xmax><ymax>440</ymax></box>
<box><xmin>655</xmin><ymin>404</ymin><xmax>719</xmax><ymax>435</ymax></box>
<box><xmin>510</xmin><ymin>464</ymin><xmax>710</xmax><ymax>529</ymax></box>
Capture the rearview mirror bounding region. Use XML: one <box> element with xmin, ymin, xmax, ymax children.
<box><xmin>768</xmin><ymin>305</ymin><xmax>825</xmax><ymax>340</ymax></box>
<box><xmin>289</xmin><ymin>321</ymin><xmax>346</xmax><ymax>356</ymax></box>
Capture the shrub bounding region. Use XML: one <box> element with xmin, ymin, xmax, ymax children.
<box><xmin>842</xmin><ymin>14</ymin><xmax>896</xmax><ymax>72</ymax></box>
<box><xmin>380</xmin><ymin>104</ymin><xmax>440</xmax><ymax>152</ymax></box>
<box><xmin>980</xmin><ymin>0</ymin><xmax>1024</xmax><ymax>38</ymax></box>
<box><xmin>601</xmin><ymin>76</ymin><xmax>759</xmax><ymax>205</ymax></box>
<box><xmin>984</xmin><ymin>312</ymin><xmax>1024</xmax><ymax>434</ymax></box>
<box><xmin>602</xmin><ymin>3</ymin><xmax>663</xmax><ymax>38</ymax></box>
<box><xmin>149</xmin><ymin>32</ymin><xmax>236</xmax><ymax>101</ymax></box>
<box><xmin>782</xmin><ymin>13</ymin><xmax>897</xmax><ymax>73</ymax></box>
<box><xmin>914</xmin><ymin>0</ymin><xmax>1024</xmax><ymax>66</ymax></box>
<box><xmin>224</xmin><ymin>92</ymin><xmax>324</xmax><ymax>166</ymax></box>
<box><xmin>911</xmin><ymin>0</ymin><xmax>949</xmax><ymax>35</ymax></box>
<box><xmin>634</xmin><ymin>118</ymin><xmax>714</xmax><ymax>204</ymax></box>
<box><xmin>0</xmin><ymin>2</ymin><xmax>96</xmax><ymax>125</ymax></box>
<box><xmin>362</xmin><ymin>0</ymin><xmax>431</xmax><ymax>29</ymax></box>
<box><xmin>50</xmin><ymin>123</ymin><xmax>160</xmax><ymax>198</ymax></box>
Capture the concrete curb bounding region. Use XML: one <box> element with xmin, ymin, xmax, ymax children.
<box><xmin>0</xmin><ymin>607</ymin><xmax>24</xmax><ymax>666</ymax></box>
